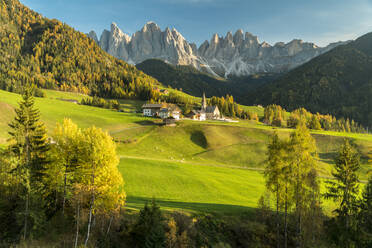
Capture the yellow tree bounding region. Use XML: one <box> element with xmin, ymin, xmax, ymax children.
<box><xmin>288</xmin><ymin>123</ymin><xmax>318</xmax><ymax>247</ymax></box>
<box><xmin>368</xmin><ymin>151</ymin><xmax>372</xmax><ymax>175</ymax></box>
<box><xmin>51</xmin><ymin>118</ymin><xmax>81</xmax><ymax>214</ymax></box>
<box><xmin>78</xmin><ymin>126</ymin><xmax>126</xmax><ymax>246</ymax></box>
<box><xmin>265</xmin><ymin>131</ymin><xmax>289</xmax><ymax>248</ymax></box>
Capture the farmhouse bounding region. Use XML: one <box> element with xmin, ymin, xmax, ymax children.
<box><xmin>158</xmin><ymin>104</ymin><xmax>181</xmax><ymax>120</ymax></box>
<box><xmin>142</xmin><ymin>103</ymin><xmax>181</xmax><ymax>119</ymax></box>
<box><xmin>142</xmin><ymin>103</ymin><xmax>166</xmax><ymax>117</ymax></box>
<box><xmin>186</xmin><ymin>110</ymin><xmax>206</xmax><ymax>121</ymax></box>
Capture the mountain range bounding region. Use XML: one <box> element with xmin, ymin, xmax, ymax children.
<box><xmin>88</xmin><ymin>22</ymin><xmax>347</xmax><ymax>77</ymax></box>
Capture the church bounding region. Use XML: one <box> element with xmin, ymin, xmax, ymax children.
<box><xmin>201</xmin><ymin>93</ymin><xmax>221</xmax><ymax>120</ymax></box>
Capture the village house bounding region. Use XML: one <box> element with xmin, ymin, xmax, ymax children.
<box><xmin>142</xmin><ymin>103</ymin><xmax>181</xmax><ymax>119</ymax></box>
<box><xmin>186</xmin><ymin>110</ymin><xmax>206</xmax><ymax>121</ymax></box>
<box><xmin>158</xmin><ymin>104</ymin><xmax>181</xmax><ymax>120</ymax></box>
<box><xmin>142</xmin><ymin>103</ymin><xmax>166</xmax><ymax>117</ymax></box>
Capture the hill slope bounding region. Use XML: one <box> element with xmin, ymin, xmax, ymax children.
<box><xmin>136</xmin><ymin>59</ymin><xmax>277</xmax><ymax>100</ymax></box>
<box><xmin>1</xmin><ymin>89</ymin><xmax>371</xmax><ymax>214</ymax></box>
<box><xmin>0</xmin><ymin>0</ymin><xmax>159</xmax><ymax>99</ymax></box>
<box><xmin>248</xmin><ymin>32</ymin><xmax>372</xmax><ymax>127</ymax></box>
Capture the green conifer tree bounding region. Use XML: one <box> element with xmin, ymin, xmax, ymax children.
<box><xmin>7</xmin><ymin>87</ymin><xmax>50</xmax><ymax>240</ymax></box>
<box><xmin>325</xmin><ymin>139</ymin><xmax>360</xmax><ymax>247</ymax></box>
<box><xmin>131</xmin><ymin>199</ymin><xmax>166</xmax><ymax>248</ymax></box>
<box><xmin>357</xmin><ymin>177</ymin><xmax>372</xmax><ymax>247</ymax></box>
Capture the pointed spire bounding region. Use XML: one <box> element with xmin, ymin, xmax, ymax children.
<box><xmin>202</xmin><ymin>92</ymin><xmax>207</xmax><ymax>110</ymax></box>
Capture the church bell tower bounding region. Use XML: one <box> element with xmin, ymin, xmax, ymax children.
<box><xmin>202</xmin><ymin>92</ymin><xmax>207</xmax><ymax>111</ymax></box>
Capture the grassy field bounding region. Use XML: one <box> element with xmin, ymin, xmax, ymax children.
<box><xmin>0</xmin><ymin>89</ymin><xmax>371</xmax><ymax>215</ymax></box>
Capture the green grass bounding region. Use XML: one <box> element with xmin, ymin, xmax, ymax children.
<box><xmin>0</xmin><ymin>89</ymin><xmax>371</xmax><ymax>214</ymax></box>
<box><xmin>240</xmin><ymin>105</ymin><xmax>265</xmax><ymax>118</ymax></box>
<box><xmin>119</xmin><ymin>157</ymin><xmax>264</xmax><ymax>214</ymax></box>
<box><xmin>0</xmin><ymin>90</ymin><xmax>149</xmax><ymax>141</ymax></box>
<box><xmin>43</xmin><ymin>89</ymin><xmax>90</xmax><ymax>102</ymax></box>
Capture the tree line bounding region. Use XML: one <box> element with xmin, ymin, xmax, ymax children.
<box><xmin>264</xmin><ymin>104</ymin><xmax>366</xmax><ymax>133</ymax></box>
<box><xmin>208</xmin><ymin>95</ymin><xmax>258</xmax><ymax>120</ymax></box>
<box><xmin>80</xmin><ymin>96</ymin><xmax>120</xmax><ymax>110</ymax></box>
<box><xmin>262</xmin><ymin>123</ymin><xmax>372</xmax><ymax>247</ymax></box>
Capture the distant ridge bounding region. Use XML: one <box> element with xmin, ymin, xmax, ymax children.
<box><xmin>88</xmin><ymin>22</ymin><xmax>347</xmax><ymax>77</ymax></box>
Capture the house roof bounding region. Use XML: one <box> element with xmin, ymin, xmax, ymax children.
<box><xmin>142</xmin><ymin>103</ymin><xmax>166</xmax><ymax>109</ymax></box>
<box><xmin>187</xmin><ymin>110</ymin><xmax>206</xmax><ymax>116</ymax></box>
<box><xmin>142</xmin><ymin>103</ymin><xmax>181</xmax><ymax>112</ymax></box>
<box><xmin>206</xmin><ymin>106</ymin><xmax>219</xmax><ymax>113</ymax></box>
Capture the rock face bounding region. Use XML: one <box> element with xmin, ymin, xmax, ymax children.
<box><xmin>89</xmin><ymin>22</ymin><xmax>347</xmax><ymax>77</ymax></box>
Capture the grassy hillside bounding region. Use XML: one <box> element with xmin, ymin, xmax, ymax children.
<box><xmin>0</xmin><ymin>89</ymin><xmax>371</xmax><ymax>214</ymax></box>
<box><xmin>248</xmin><ymin>32</ymin><xmax>372</xmax><ymax>128</ymax></box>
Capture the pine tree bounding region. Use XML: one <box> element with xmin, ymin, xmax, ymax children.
<box><xmin>357</xmin><ymin>177</ymin><xmax>372</xmax><ymax>247</ymax></box>
<box><xmin>7</xmin><ymin>87</ymin><xmax>49</xmax><ymax>240</ymax></box>
<box><xmin>325</xmin><ymin>139</ymin><xmax>360</xmax><ymax>247</ymax></box>
<box><xmin>131</xmin><ymin>199</ymin><xmax>166</xmax><ymax>248</ymax></box>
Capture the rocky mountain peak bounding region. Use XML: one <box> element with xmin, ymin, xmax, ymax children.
<box><xmin>90</xmin><ymin>22</ymin><xmax>347</xmax><ymax>77</ymax></box>
<box><xmin>233</xmin><ymin>29</ymin><xmax>244</xmax><ymax>45</ymax></box>
<box><xmin>110</xmin><ymin>22</ymin><xmax>131</xmax><ymax>43</ymax></box>
<box><xmin>226</xmin><ymin>32</ymin><xmax>233</xmax><ymax>42</ymax></box>
<box><xmin>142</xmin><ymin>21</ymin><xmax>161</xmax><ymax>33</ymax></box>
<box><xmin>211</xmin><ymin>33</ymin><xmax>220</xmax><ymax>44</ymax></box>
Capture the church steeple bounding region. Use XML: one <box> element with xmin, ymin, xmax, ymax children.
<box><xmin>202</xmin><ymin>92</ymin><xmax>207</xmax><ymax>110</ymax></box>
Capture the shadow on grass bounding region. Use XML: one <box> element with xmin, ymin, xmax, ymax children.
<box><xmin>135</xmin><ymin>120</ymin><xmax>158</xmax><ymax>126</ymax></box>
<box><xmin>125</xmin><ymin>196</ymin><xmax>256</xmax><ymax>216</ymax></box>
<box><xmin>190</xmin><ymin>130</ymin><xmax>208</xmax><ymax>149</ymax></box>
<box><xmin>318</xmin><ymin>152</ymin><xmax>336</xmax><ymax>164</ymax></box>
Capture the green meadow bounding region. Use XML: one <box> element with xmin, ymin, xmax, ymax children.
<box><xmin>0</xmin><ymin>89</ymin><xmax>371</xmax><ymax>214</ymax></box>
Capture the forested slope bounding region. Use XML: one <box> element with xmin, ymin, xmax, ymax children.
<box><xmin>0</xmin><ymin>0</ymin><xmax>160</xmax><ymax>99</ymax></box>
<box><xmin>136</xmin><ymin>59</ymin><xmax>277</xmax><ymax>100</ymax></box>
<box><xmin>248</xmin><ymin>33</ymin><xmax>372</xmax><ymax>127</ymax></box>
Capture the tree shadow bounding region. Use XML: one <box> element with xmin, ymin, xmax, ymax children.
<box><xmin>190</xmin><ymin>130</ymin><xmax>208</xmax><ymax>149</ymax></box>
<box><xmin>134</xmin><ymin>120</ymin><xmax>158</xmax><ymax>126</ymax></box>
<box><xmin>318</xmin><ymin>152</ymin><xmax>336</xmax><ymax>164</ymax></box>
<box><xmin>125</xmin><ymin>196</ymin><xmax>255</xmax><ymax>216</ymax></box>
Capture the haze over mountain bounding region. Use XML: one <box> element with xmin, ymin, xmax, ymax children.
<box><xmin>88</xmin><ymin>22</ymin><xmax>347</xmax><ymax>77</ymax></box>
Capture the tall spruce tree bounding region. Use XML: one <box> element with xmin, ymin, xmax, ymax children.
<box><xmin>325</xmin><ymin>139</ymin><xmax>360</xmax><ymax>247</ymax></box>
<box><xmin>357</xmin><ymin>177</ymin><xmax>372</xmax><ymax>247</ymax></box>
<box><xmin>131</xmin><ymin>199</ymin><xmax>166</xmax><ymax>248</ymax></box>
<box><xmin>7</xmin><ymin>87</ymin><xmax>49</xmax><ymax>240</ymax></box>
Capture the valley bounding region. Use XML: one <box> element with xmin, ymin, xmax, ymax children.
<box><xmin>1</xmin><ymin>0</ymin><xmax>372</xmax><ymax>245</ymax></box>
<box><xmin>1</xmin><ymin>89</ymin><xmax>370</xmax><ymax>215</ymax></box>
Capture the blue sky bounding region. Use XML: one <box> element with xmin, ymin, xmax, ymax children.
<box><xmin>22</xmin><ymin>0</ymin><xmax>372</xmax><ymax>47</ymax></box>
